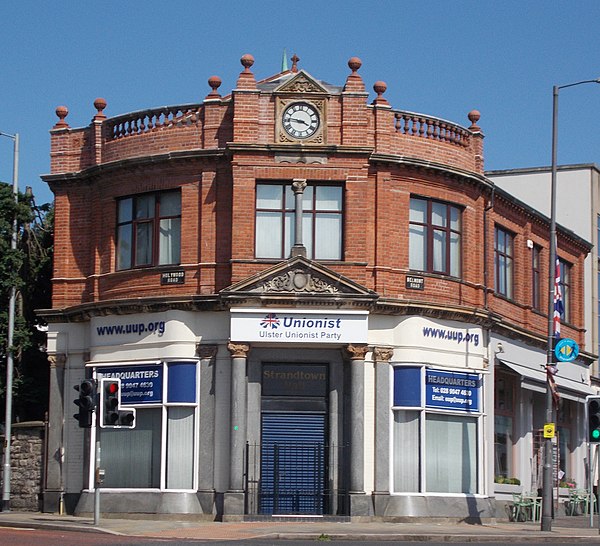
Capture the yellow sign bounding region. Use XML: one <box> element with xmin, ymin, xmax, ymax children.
<box><xmin>543</xmin><ymin>423</ymin><xmax>555</xmax><ymax>438</ymax></box>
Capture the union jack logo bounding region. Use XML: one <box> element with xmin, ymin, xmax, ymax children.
<box><xmin>260</xmin><ymin>313</ymin><xmax>280</xmax><ymax>329</ymax></box>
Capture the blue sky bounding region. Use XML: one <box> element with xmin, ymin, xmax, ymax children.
<box><xmin>1</xmin><ymin>1</ymin><xmax>600</xmax><ymax>205</ymax></box>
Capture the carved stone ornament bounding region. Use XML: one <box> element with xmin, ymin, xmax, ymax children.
<box><xmin>373</xmin><ymin>347</ymin><xmax>394</xmax><ymax>362</ymax></box>
<box><xmin>279</xmin><ymin>130</ymin><xmax>324</xmax><ymax>144</ymax></box>
<box><xmin>284</xmin><ymin>75</ymin><xmax>325</xmax><ymax>94</ymax></box>
<box><xmin>261</xmin><ymin>269</ymin><xmax>339</xmax><ymax>294</ymax></box>
<box><xmin>48</xmin><ymin>353</ymin><xmax>67</xmax><ymax>369</ymax></box>
<box><xmin>344</xmin><ymin>344</ymin><xmax>369</xmax><ymax>361</ymax></box>
<box><xmin>292</xmin><ymin>178</ymin><xmax>307</xmax><ymax>194</ymax></box>
<box><xmin>227</xmin><ymin>342</ymin><xmax>251</xmax><ymax>358</ymax></box>
<box><xmin>196</xmin><ymin>344</ymin><xmax>218</xmax><ymax>360</ymax></box>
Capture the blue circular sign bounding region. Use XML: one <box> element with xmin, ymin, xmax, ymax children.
<box><xmin>555</xmin><ymin>338</ymin><xmax>579</xmax><ymax>363</ymax></box>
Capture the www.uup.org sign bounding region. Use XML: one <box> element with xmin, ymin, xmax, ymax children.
<box><xmin>230</xmin><ymin>309</ymin><xmax>368</xmax><ymax>343</ymax></box>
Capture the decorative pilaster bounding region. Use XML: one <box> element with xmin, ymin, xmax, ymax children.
<box><xmin>372</xmin><ymin>81</ymin><xmax>394</xmax><ymax>155</ymax></box>
<box><xmin>468</xmin><ymin>110</ymin><xmax>484</xmax><ymax>174</ymax></box>
<box><xmin>233</xmin><ymin>54</ymin><xmax>260</xmax><ymax>144</ymax></box>
<box><xmin>373</xmin><ymin>347</ymin><xmax>394</xmax><ymax>504</ymax></box>
<box><xmin>224</xmin><ymin>342</ymin><xmax>250</xmax><ymax>515</ymax></box>
<box><xmin>343</xmin><ymin>343</ymin><xmax>371</xmax><ymax>515</ymax></box>
<box><xmin>92</xmin><ymin>98</ymin><xmax>106</xmax><ymax>166</ymax></box>
<box><xmin>43</xmin><ymin>353</ymin><xmax>67</xmax><ymax>513</ymax></box>
<box><xmin>203</xmin><ymin>76</ymin><xmax>223</xmax><ymax>149</ymax></box>
<box><xmin>195</xmin><ymin>344</ymin><xmax>218</xmax><ymax>509</ymax></box>
<box><xmin>341</xmin><ymin>57</ymin><xmax>369</xmax><ymax>146</ymax></box>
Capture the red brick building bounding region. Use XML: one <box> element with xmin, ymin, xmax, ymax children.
<box><xmin>41</xmin><ymin>55</ymin><xmax>593</xmax><ymax>520</ymax></box>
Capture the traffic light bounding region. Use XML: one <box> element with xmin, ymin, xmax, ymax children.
<box><xmin>74</xmin><ymin>379</ymin><xmax>96</xmax><ymax>428</ymax></box>
<box><xmin>587</xmin><ymin>396</ymin><xmax>600</xmax><ymax>443</ymax></box>
<box><xmin>117</xmin><ymin>408</ymin><xmax>136</xmax><ymax>428</ymax></box>
<box><xmin>100</xmin><ymin>378</ymin><xmax>136</xmax><ymax>428</ymax></box>
<box><xmin>101</xmin><ymin>379</ymin><xmax>120</xmax><ymax>427</ymax></box>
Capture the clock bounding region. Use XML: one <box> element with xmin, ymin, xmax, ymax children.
<box><xmin>282</xmin><ymin>102</ymin><xmax>320</xmax><ymax>140</ymax></box>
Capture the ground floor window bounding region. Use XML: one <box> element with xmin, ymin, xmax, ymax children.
<box><xmin>392</xmin><ymin>366</ymin><xmax>483</xmax><ymax>494</ymax></box>
<box><xmin>101</xmin><ymin>408</ymin><xmax>162</xmax><ymax>488</ymax></box>
<box><xmin>494</xmin><ymin>415</ymin><xmax>513</xmax><ymax>479</ymax></box>
<box><xmin>96</xmin><ymin>360</ymin><xmax>198</xmax><ymax>490</ymax></box>
<box><xmin>556</xmin><ymin>400</ymin><xmax>574</xmax><ymax>486</ymax></box>
<box><xmin>426</xmin><ymin>413</ymin><xmax>477</xmax><ymax>493</ymax></box>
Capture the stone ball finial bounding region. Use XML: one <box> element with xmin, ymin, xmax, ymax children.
<box><xmin>373</xmin><ymin>81</ymin><xmax>387</xmax><ymax>96</ymax></box>
<box><xmin>372</xmin><ymin>81</ymin><xmax>389</xmax><ymax>106</ymax></box>
<box><xmin>240</xmin><ymin>53</ymin><xmax>255</xmax><ymax>72</ymax></box>
<box><xmin>468</xmin><ymin>109</ymin><xmax>481</xmax><ymax>131</ymax></box>
<box><xmin>54</xmin><ymin>105</ymin><xmax>69</xmax><ymax>128</ymax></box>
<box><xmin>93</xmin><ymin>98</ymin><xmax>107</xmax><ymax>120</ymax></box>
<box><xmin>207</xmin><ymin>75</ymin><xmax>222</xmax><ymax>97</ymax></box>
<box><xmin>348</xmin><ymin>57</ymin><xmax>362</xmax><ymax>74</ymax></box>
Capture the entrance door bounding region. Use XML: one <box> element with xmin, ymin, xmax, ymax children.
<box><xmin>259</xmin><ymin>412</ymin><xmax>327</xmax><ymax>515</ymax></box>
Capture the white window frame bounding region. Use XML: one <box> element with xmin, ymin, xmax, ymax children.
<box><xmin>389</xmin><ymin>365</ymin><xmax>486</xmax><ymax>496</ymax></box>
<box><xmin>87</xmin><ymin>359</ymin><xmax>200</xmax><ymax>492</ymax></box>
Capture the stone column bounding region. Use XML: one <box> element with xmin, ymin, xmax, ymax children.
<box><xmin>196</xmin><ymin>344</ymin><xmax>218</xmax><ymax>513</ymax></box>
<box><xmin>372</xmin><ymin>346</ymin><xmax>394</xmax><ymax>515</ymax></box>
<box><xmin>290</xmin><ymin>178</ymin><xmax>307</xmax><ymax>257</ymax></box>
<box><xmin>344</xmin><ymin>343</ymin><xmax>372</xmax><ymax>516</ymax></box>
<box><xmin>224</xmin><ymin>342</ymin><xmax>250</xmax><ymax>516</ymax></box>
<box><xmin>43</xmin><ymin>353</ymin><xmax>66</xmax><ymax>513</ymax></box>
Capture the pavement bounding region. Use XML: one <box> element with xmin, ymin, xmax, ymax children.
<box><xmin>2</xmin><ymin>512</ymin><xmax>600</xmax><ymax>542</ymax></box>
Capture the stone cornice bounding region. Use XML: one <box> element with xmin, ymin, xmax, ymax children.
<box><xmin>37</xmin><ymin>292</ymin><xmax>594</xmax><ymax>365</ymax></box>
<box><xmin>42</xmin><ymin>149</ymin><xmax>227</xmax><ymax>186</ymax></box>
<box><xmin>369</xmin><ymin>153</ymin><xmax>492</xmax><ymax>190</ymax></box>
<box><xmin>226</xmin><ymin>143</ymin><xmax>374</xmax><ymax>156</ymax></box>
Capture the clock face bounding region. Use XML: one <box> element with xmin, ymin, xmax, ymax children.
<box><xmin>282</xmin><ymin>102</ymin><xmax>320</xmax><ymax>139</ymax></box>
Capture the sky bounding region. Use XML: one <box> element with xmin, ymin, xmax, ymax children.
<box><xmin>1</xmin><ymin>1</ymin><xmax>600</xmax><ymax>205</ymax></box>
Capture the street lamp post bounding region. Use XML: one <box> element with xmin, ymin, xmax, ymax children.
<box><xmin>541</xmin><ymin>79</ymin><xmax>600</xmax><ymax>532</ymax></box>
<box><xmin>0</xmin><ymin>131</ymin><xmax>19</xmax><ymax>512</ymax></box>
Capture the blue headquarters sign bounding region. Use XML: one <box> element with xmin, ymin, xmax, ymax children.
<box><xmin>97</xmin><ymin>364</ymin><xmax>163</xmax><ymax>405</ymax></box>
<box><xmin>425</xmin><ymin>370</ymin><xmax>481</xmax><ymax>412</ymax></box>
<box><xmin>555</xmin><ymin>338</ymin><xmax>579</xmax><ymax>363</ymax></box>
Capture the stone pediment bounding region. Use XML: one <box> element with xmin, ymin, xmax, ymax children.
<box><xmin>220</xmin><ymin>256</ymin><xmax>378</xmax><ymax>304</ymax></box>
<box><xmin>274</xmin><ymin>70</ymin><xmax>330</xmax><ymax>95</ymax></box>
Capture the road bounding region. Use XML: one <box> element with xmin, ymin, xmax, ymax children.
<box><xmin>0</xmin><ymin>528</ymin><xmax>592</xmax><ymax>546</ymax></box>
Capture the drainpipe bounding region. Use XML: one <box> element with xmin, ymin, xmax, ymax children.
<box><xmin>483</xmin><ymin>186</ymin><xmax>495</xmax><ymax>310</ymax></box>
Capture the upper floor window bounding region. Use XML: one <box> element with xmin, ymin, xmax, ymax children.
<box><xmin>532</xmin><ymin>244</ymin><xmax>542</xmax><ymax>311</ymax></box>
<box><xmin>255</xmin><ymin>182</ymin><xmax>343</xmax><ymax>260</ymax></box>
<box><xmin>409</xmin><ymin>197</ymin><xmax>461</xmax><ymax>277</ymax></box>
<box><xmin>494</xmin><ymin>226</ymin><xmax>514</xmax><ymax>299</ymax></box>
<box><xmin>558</xmin><ymin>259</ymin><xmax>571</xmax><ymax>323</ymax></box>
<box><xmin>116</xmin><ymin>190</ymin><xmax>181</xmax><ymax>270</ymax></box>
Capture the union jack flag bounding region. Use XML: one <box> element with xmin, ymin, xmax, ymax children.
<box><xmin>260</xmin><ymin>313</ymin><xmax>280</xmax><ymax>329</ymax></box>
<box><xmin>553</xmin><ymin>258</ymin><xmax>564</xmax><ymax>338</ymax></box>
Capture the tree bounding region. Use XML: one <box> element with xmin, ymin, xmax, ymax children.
<box><xmin>0</xmin><ymin>183</ymin><xmax>53</xmax><ymax>423</ymax></box>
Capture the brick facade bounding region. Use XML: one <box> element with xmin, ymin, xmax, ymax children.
<box><xmin>40</xmin><ymin>55</ymin><xmax>593</xmax><ymax>520</ymax></box>
<box><xmin>43</xmin><ymin>55</ymin><xmax>589</xmax><ymax>350</ymax></box>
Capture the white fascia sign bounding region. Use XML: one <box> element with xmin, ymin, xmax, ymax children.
<box><xmin>230</xmin><ymin>309</ymin><xmax>368</xmax><ymax>344</ymax></box>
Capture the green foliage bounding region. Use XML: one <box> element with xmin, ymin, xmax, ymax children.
<box><xmin>0</xmin><ymin>183</ymin><xmax>53</xmax><ymax>422</ymax></box>
<box><xmin>495</xmin><ymin>476</ymin><xmax>521</xmax><ymax>485</ymax></box>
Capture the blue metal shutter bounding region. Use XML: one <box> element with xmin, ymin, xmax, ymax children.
<box><xmin>260</xmin><ymin>412</ymin><xmax>326</xmax><ymax>515</ymax></box>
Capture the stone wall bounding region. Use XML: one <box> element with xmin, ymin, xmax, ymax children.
<box><xmin>0</xmin><ymin>422</ymin><xmax>45</xmax><ymax>511</ymax></box>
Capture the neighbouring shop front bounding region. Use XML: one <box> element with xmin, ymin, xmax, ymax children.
<box><xmin>491</xmin><ymin>333</ymin><xmax>594</xmax><ymax>509</ymax></box>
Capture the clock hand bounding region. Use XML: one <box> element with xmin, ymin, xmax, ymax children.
<box><xmin>290</xmin><ymin>117</ymin><xmax>309</xmax><ymax>126</ymax></box>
